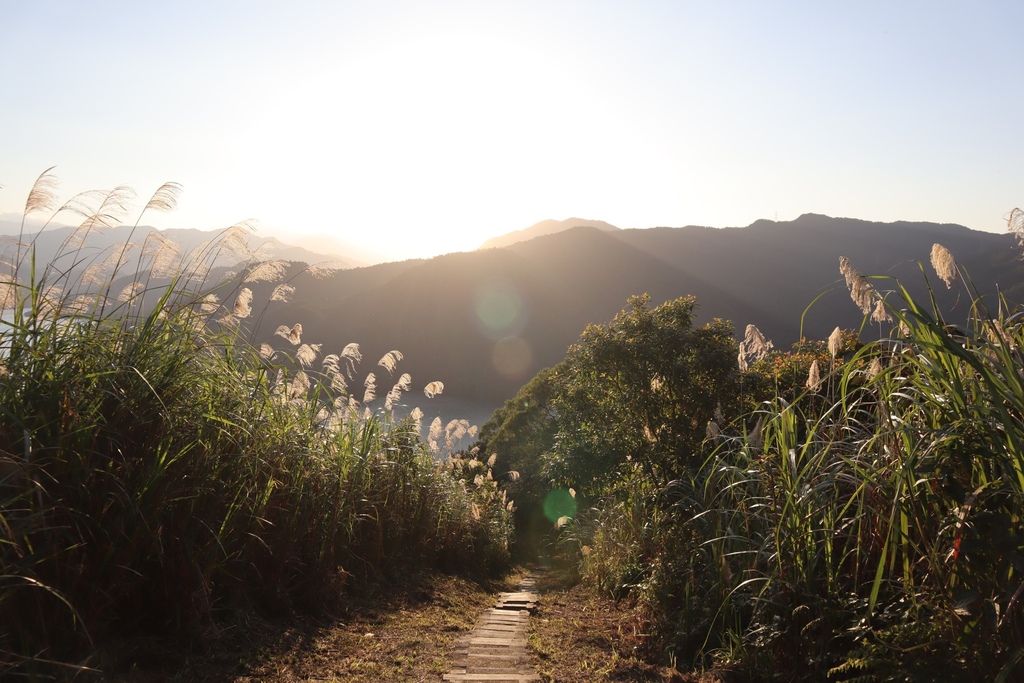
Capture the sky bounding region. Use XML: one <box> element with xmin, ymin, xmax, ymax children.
<box><xmin>2</xmin><ymin>1</ymin><xmax>1023</xmax><ymax>262</ymax></box>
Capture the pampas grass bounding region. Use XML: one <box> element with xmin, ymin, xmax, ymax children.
<box><xmin>839</xmin><ymin>255</ymin><xmax>878</xmax><ymax>314</ymax></box>
<box><xmin>0</xmin><ymin>170</ymin><xmax>513</xmax><ymax>678</ymax></box>
<box><xmin>930</xmin><ymin>242</ymin><xmax>958</xmax><ymax>288</ymax></box>
<box><xmin>378</xmin><ymin>349</ymin><xmax>404</xmax><ymax>374</ymax></box>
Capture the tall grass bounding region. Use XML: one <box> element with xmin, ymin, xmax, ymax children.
<box><xmin>557</xmin><ymin>246</ymin><xmax>1024</xmax><ymax>679</ymax></box>
<box><xmin>0</xmin><ymin>173</ymin><xmax>512</xmax><ymax>678</ymax></box>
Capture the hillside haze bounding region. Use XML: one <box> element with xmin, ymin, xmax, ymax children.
<box><xmin>478</xmin><ymin>217</ymin><xmax>619</xmax><ymax>250</ymax></box>
<box><xmin>0</xmin><ymin>223</ymin><xmax>360</xmax><ymax>277</ymax></box>
<box><xmin>250</xmin><ymin>214</ymin><xmax>1024</xmax><ymax>412</ymax></box>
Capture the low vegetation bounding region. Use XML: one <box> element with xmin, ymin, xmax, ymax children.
<box><xmin>481</xmin><ymin>230</ymin><xmax>1024</xmax><ymax>680</ymax></box>
<box><xmin>0</xmin><ymin>170</ymin><xmax>513</xmax><ymax>678</ymax></box>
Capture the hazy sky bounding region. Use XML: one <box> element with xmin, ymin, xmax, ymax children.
<box><xmin>2</xmin><ymin>1</ymin><xmax>1022</xmax><ymax>261</ymax></box>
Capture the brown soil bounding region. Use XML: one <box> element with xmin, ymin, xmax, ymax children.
<box><xmin>98</xmin><ymin>565</ymin><xmax>730</xmax><ymax>682</ymax></box>
<box><xmin>102</xmin><ymin>570</ymin><xmax>519</xmax><ymax>682</ymax></box>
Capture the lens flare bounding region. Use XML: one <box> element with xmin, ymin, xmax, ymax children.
<box><xmin>474</xmin><ymin>279</ymin><xmax>527</xmax><ymax>340</ymax></box>
<box><xmin>492</xmin><ymin>336</ymin><xmax>532</xmax><ymax>379</ymax></box>
<box><xmin>543</xmin><ymin>489</ymin><xmax>577</xmax><ymax>524</ymax></box>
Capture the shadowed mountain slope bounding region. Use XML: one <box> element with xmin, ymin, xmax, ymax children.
<box><xmin>251</xmin><ymin>215</ymin><xmax>1024</xmax><ymax>405</ymax></box>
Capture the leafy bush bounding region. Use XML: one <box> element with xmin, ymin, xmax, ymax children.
<box><xmin>535</xmin><ymin>242</ymin><xmax>1024</xmax><ymax>679</ymax></box>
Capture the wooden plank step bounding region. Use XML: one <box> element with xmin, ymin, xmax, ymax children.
<box><xmin>443</xmin><ymin>571</ymin><xmax>543</xmax><ymax>683</ymax></box>
<box><xmin>443</xmin><ymin>675</ymin><xmax>540</xmax><ymax>681</ymax></box>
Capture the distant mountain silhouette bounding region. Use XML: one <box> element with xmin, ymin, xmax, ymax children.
<box><xmin>0</xmin><ymin>224</ymin><xmax>358</xmax><ymax>277</ymax></box>
<box><xmin>478</xmin><ymin>217</ymin><xmax>619</xmax><ymax>250</ymax></box>
<box><xmin>249</xmin><ymin>214</ymin><xmax>1024</xmax><ymax>409</ymax></box>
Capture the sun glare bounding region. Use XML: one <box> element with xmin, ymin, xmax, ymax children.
<box><xmin>213</xmin><ymin>15</ymin><xmax>676</xmax><ymax>259</ymax></box>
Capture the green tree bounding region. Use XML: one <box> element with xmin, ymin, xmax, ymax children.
<box><xmin>544</xmin><ymin>294</ymin><xmax>738</xmax><ymax>495</ymax></box>
<box><xmin>476</xmin><ymin>367</ymin><xmax>559</xmax><ymax>513</ymax></box>
<box><xmin>476</xmin><ymin>367</ymin><xmax>561</xmax><ymax>555</ymax></box>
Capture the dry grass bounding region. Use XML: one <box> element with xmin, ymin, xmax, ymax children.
<box><xmin>528</xmin><ymin>567</ymin><xmax>729</xmax><ymax>683</ymax></box>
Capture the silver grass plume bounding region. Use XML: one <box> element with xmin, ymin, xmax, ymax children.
<box><xmin>143</xmin><ymin>182</ymin><xmax>183</xmax><ymax>213</ymax></box>
<box><xmin>384</xmin><ymin>373</ymin><xmax>412</xmax><ymax>411</ymax></box>
<box><xmin>198</xmin><ymin>294</ymin><xmax>220</xmax><ymax>314</ymax></box>
<box><xmin>363</xmin><ymin>373</ymin><xmax>377</xmax><ymax>403</ymax></box>
<box><xmin>81</xmin><ymin>263</ymin><xmax>107</xmax><ymax>286</ymax></box>
<box><xmin>232</xmin><ymin>288</ymin><xmax>253</xmax><ymax>318</ymax></box>
<box><xmin>244</xmin><ymin>260</ymin><xmax>289</xmax><ymax>284</ymax></box>
<box><xmin>806</xmin><ymin>359</ymin><xmax>822</xmax><ymax>392</ymax></box>
<box><xmin>429</xmin><ymin>417</ymin><xmax>443</xmax><ymax>442</ymax></box>
<box><xmin>322</xmin><ymin>354</ymin><xmax>348</xmax><ymax>392</ymax></box>
<box><xmin>270</xmin><ymin>283</ymin><xmax>295</xmax><ymax>303</ymax></box>
<box><xmin>737</xmin><ymin>342</ymin><xmax>749</xmax><ymax>372</ymax></box>
<box><xmin>322</xmin><ymin>353</ymin><xmax>340</xmax><ymax>375</ymax></box>
<box><xmin>183</xmin><ymin>239</ymin><xmax>212</xmax><ymax>281</ymax></box>
<box><xmin>839</xmin><ymin>256</ymin><xmax>877</xmax><ymax>315</ymax></box>
<box><xmin>743</xmin><ymin>324</ymin><xmax>773</xmax><ymax>361</ymax></box>
<box><xmin>251</xmin><ymin>242</ymin><xmax>277</xmax><ymax>261</ymax></box>
<box><xmin>378</xmin><ymin>350</ymin><xmax>404</xmax><ymax>374</ymax></box>
<box><xmin>274</xmin><ymin>323</ymin><xmax>302</xmax><ymax>345</ymax></box>
<box><xmin>930</xmin><ymin>243</ymin><xmax>958</xmax><ymax>289</ymax></box>
<box><xmin>143</xmin><ymin>232</ymin><xmax>182</xmax><ymax>279</ymax></box>
<box><xmin>331</xmin><ymin>372</ymin><xmax>349</xmax><ymax>393</ymax></box>
<box><xmin>116</xmin><ymin>282</ymin><xmax>143</xmax><ymax>303</ymax></box>
<box><xmin>871</xmin><ymin>299</ymin><xmax>893</xmax><ymax>324</ymax></box>
<box><xmin>288</xmin><ymin>371</ymin><xmax>310</xmax><ymax>400</ymax></box>
<box><xmin>259</xmin><ymin>343</ymin><xmax>275</xmax><ymax>360</ymax></box>
<box><xmin>428</xmin><ymin>417</ymin><xmax>443</xmax><ymax>454</ymax></box>
<box><xmin>1009</xmin><ymin>208</ymin><xmax>1024</xmax><ymax>250</ymax></box>
<box><xmin>396</xmin><ymin>372</ymin><xmax>412</xmax><ymax>392</ymax></box>
<box><xmin>341</xmin><ymin>343</ymin><xmax>362</xmax><ymax>378</ymax></box>
<box><xmin>867</xmin><ymin>357</ymin><xmax>884</xmax><ymax>380</ymax></box>
<box><xmin>307</xmin><ymin>262</ymin><xmax>344</xmax><ymax>279</ymax></box>
<box><xmin>24</xmin><ymin>167</ymin><xmax>60</xmax><ymax>215</ymax></box>
<box><xmin>423</xmin><ymin>380</ymin><xmax>444</xmax><ymax>398</ymax></box>
<box><xmin>446</xmin><ymin>419</ymin><xmax>470</xmax><ymax>451</ymax></box>
<box><xmin>34</xmin><ymin>286</ymin><xmax>62</xmax><ymax>320</ymax></box>
<box><xmin>409</xmin><ymin>406</ymin><xmax>424</xmax><ymax>432</ymax></box>
<box><xmin>70</xmin><ymin>186</ymin><xmax>136</xmax><ymax>247</ymax></box>
<box><xmin>217</xmin><ymin>222</ymin><xmax>255</xmax><ymax>261</ymax></box>
<box><xmin>67</xmin><ymin>293</ymin><xmax>100</xmax><ymax>315</ymax></box>
<box><xmin>296</xmin><ymin>343</ymin><xmax>321</xmax><ymax>368</ymax></box>
<box><xmin>102</xmin><ymin>241</ymin><xmax>137</xmax><ymax>268</ymax></box>
<box><xmin>0</xmin><ymin>278</ymin><xmax>19</xmax><ymax>310</ymax></box>
<box><xmin>706</xmin><ymin>421</ymin><xmax>720</xmax><ymax>440</ymax></box>
<box><xmin>828</xmin><ymin>327</ymin><xmax>843</xmax><ymax>360</ymax></box>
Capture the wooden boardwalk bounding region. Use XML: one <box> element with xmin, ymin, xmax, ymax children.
<box><xmin>443</xmin><ymin>573</ymin><xmax>540</xmax><ymax>682</ymax></box>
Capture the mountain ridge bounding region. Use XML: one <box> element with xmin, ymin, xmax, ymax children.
<box><xmin>478</xmin><ymin>217</ymin><xmax>619</xmax><ymax>250</ymax></box>
<box><xmin>247</xmin><ymin>214</ymin><xmax>1023</xmax><ymax>412</ymax></box>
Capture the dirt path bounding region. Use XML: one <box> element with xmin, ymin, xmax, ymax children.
<box><xmin>443</xmin><ymin>573</ymin><xmax>541</xmax><ymax>682</ymax></box>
